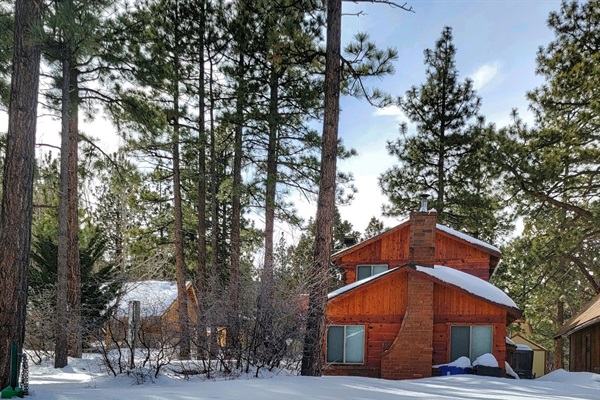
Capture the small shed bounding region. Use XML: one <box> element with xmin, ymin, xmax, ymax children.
<box><xmin>555</xmin><ymin>293</ymin><xmax>600</xmax><ymax>373</ymax></box>
<box><xmin>510</xmin><ymin>333</ymin><xmax>547</xmax><ymax>378</ymax></box>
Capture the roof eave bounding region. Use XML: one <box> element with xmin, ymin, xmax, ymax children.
<box><xmin>554</xmin><ymin>315</ymin><xmax>600</xmax><ymax>339</ymax></box>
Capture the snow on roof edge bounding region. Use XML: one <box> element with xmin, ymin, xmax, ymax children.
<box><xmin>328</xmin><ymin>267</ymin><xmax>400</xmax><ymax>299</ymax></box>
<box><xmin>415</xmin><ymin>265</ymin><xmax>518</xmax><ymax>310</ymax></box>
<box><xmin>436</xmin><ymin>224</ymin><xmax>501</xmax><ymax>255</ymax></box>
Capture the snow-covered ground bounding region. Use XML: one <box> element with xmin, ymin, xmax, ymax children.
<box><xmin>24</xmin><ymin>355</ymin><xmax>600</xmax><ymax>400</ymax></box>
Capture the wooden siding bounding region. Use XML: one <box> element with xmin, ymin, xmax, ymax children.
<box><xmin>325</xmin><ymin>271</ymin><xmax>509</xmax><ymax>377</ymax></box>
<box><xmin>337</xmin><ymin>226</ymin><xmax>494</xmax><ymax>285</ymax></box>
<box><xmin>328</xmin><ymin>270</ymin><xmax>409</xmax><ymax>323</ymax></box>
<box><xmin>433</xmin><ymin>284</ymin><xmax>507</xmax><ymax>365</ymax></box>
<box><xmin>326</xmin><ymin>270</ymin><xmax>408</xmax><ymax>377</ymax></box>
<box><xmin>568</xmin><ymin>323</ymin><xmax>600</xmax><ymax>373</ymax></box>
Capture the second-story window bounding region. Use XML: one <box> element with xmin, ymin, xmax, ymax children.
<box><xmin>356</xmin><ymin>264</ymin><xmax>388</xmax><ymax>281</ymax></box>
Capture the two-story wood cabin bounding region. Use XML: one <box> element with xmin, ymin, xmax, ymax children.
<box><xmin>324</xmin><ymin>207</ymin><xmax>521</xmax><ymax>380</ymax></box>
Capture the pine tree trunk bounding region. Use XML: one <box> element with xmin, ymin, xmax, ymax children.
<box><xmin>67</xmin><ymin>61</ymin><xmax>81</xmax><ymax>358</ymax></box>
<box><xmin>0</xmin><ymin>0</ymin><xmax>42</xmax><ymax>387</ymax></box>
<box><xmin>555</xmin><ymin>300</ymin><xmax>564</xmax><ymax>370</ymax></box>
<box><xmin>259</xmin><ymin>68</ymin><xmax>279</xmax><ymax>354</ymax></box>
<box><xmin>195</xmin><ymin>0</ymin><xmax>207</xmax><ymax>357</ymax></box>
<box><xmin>55</xmin><ymin>51</ymin><xmax>72</xmax><ymax>369</ymax></box>
<box><xmin>172</xmin><ymin>40</ymin><xmax>191</xmax><ymax>359</ymax></box>
<box><xmin>301</xmin><ymin>0</ymin><xmax>341</xmax><ymax>377</ymax></box>
<box><xmin>230</xmin><ymin>52</ymin><xmax>244</xmax><ymax>309</ymax></box>
<box><xmin>209</xmin><ymin>59</ymin><xmax>218</xmax><ymax>285</ymax></box>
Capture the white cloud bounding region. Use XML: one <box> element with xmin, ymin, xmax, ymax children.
<box><xmin>470</xmin><ymin>62</ymin><xmax>500</xmax><ymax>91</ymax></box>
<box><xmin>373</xmin><ymin>105</ymin><xmax>403</xmax><ymax>118</ymax></box>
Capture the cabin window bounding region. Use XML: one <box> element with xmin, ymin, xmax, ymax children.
<box><xmin>326</xmin><ymin>325</ymin><xmax>365</xmax><ymax>364</ymax></box>
<box><xmin>450</xmin><ymin>325</ymin><xmax>493</xmax><ymax>362</ymax></box>
<box><xmin>356</xmin><ymin>264</ymin><xmax>388</xmax><ymax>281</ymax></box>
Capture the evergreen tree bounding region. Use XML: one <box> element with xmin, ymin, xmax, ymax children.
<box><xmin>302</xmin><ymin>0</ymin><xmax>411</xmax><ymax>376</ymax></box>
<box><xmin>490</xmin><ymin>0</ymin><xmax>599</xmax><ymax>368</ymax></box>
<box><xmin>0</xmin><ymin>0</ymin><xmax>42</xmax><ymax>387</ymax></box>
<box><xmin>379</xmin><ymin>27</ymin><xmax>510</xmax><ymax>242</ymax></box>
<box><xmin>40</xmin><ymin>0</ymin><xmax>116</xmax><ymax>364</ymax></box>
<box><xmin>106</xmin><ymin>0</ymin><xmax>198</xmax><ymax>359</ymax></box>
<box><xmin>0</xmin><ymin>1</ymin><xmax>12</xmax><ymax>108</ymax></box>
<box><xmin>363</xmin><ymin>216</ymin><xmax>386</xmax><ymax>239</ymax></box>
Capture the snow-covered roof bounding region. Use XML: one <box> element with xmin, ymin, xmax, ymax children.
<box><xmin>415</xmin><ymin>265</ymin><xmax>518</xmax><ymax>309</ymax></box>
<box><xmin>328</xmin><ymin>268</ymin><xmax>399</xmax><ymax>300</ymax></box>
<box><xmin>115</xmin><ymin>280</ymin><xmax>180</xmax><ymax>317</ymax></box>
<box><xmin>436</xmin><ymin>224</ymin><xmax>500</xmax><ymax>255</ymax></box>
<box><xmin>516</xmin><ymin>344</ymin><xmax>533</xmax><ymax>351</ymax></box>
<box><xmin>328</xmin><ymin>264</ymin><xmax>519</xmax><ymax>315</ymax></box>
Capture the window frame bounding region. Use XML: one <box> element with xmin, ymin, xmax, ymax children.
<box><xmin>326</xmin><ymin>325</ymin><xmax>366</xmax><ymax>364</ymax></box>
<box><xmin>449</xmin><ymin>324</ymin><xmax>493</xmax><ymax>362</ymax></box>
<box><xmin>355</xmin><ymin>264</ymin><xmax>388</xmax><ymax>281</ymax></box>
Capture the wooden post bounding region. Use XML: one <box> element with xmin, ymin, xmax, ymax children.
<box><xmin>128</xmin><ymin>301</ymin><xmax>141</xmax><ymax>368</ymax></box>
<box><xmin>555</xmin><ymin>300</ymin><xmax>564</xmax><ymax>370</ymax></box>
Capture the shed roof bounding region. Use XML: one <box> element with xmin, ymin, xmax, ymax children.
<box><xmin>555</xmin><ymin>293</ymin><xmax>600</xmax><ymax>339</ymax></box>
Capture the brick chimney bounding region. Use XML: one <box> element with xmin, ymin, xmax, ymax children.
<box><xmin>381</xmin><ymin>194</ymin><xmax>436</xmax><ymax>380</ymax></box>
<box><xmin>409</xmin><ymin>194</ymin><xmax>437</xmax><ymax>267</ymax></box>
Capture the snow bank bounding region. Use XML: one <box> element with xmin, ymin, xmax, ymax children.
<box><xmin>538</xmin><ymin>369</ymin><xmax>600</xmax><ymax>384</ymax></box>
<box><xmin>472</xmin><ymin>353</ymin><xmax>499</xmax><ymax>368</ymax></box>
<box><xmin>505</xmin><ymin>361</ymin><xmax>520</xmax><ymax>379</ymax></box>
<box><xmin>448</xmin><ymin>356</ymin><xmax>472</xmax><ymax>369</ymax></box>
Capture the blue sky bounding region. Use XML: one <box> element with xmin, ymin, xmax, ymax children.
<box><xmin>314</xmin><ymin>0</ymin><xmax>563</xmax><ymax>236</ymax></box>
<box><xmin>0</xmin><ymin>0</ymin><xmax>564</xmax><ymax>243</ymax></box>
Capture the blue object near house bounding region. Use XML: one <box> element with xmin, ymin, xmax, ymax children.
<box><xmin>439</xmin><ymin>366</ymin><xmax>466</xmax><ymax>375</ymax></box>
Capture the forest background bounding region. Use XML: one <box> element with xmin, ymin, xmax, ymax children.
<box><xmin>0</xmin><ymin>0</ymin><xmax>598</xmax><ymax>386</ymax></box>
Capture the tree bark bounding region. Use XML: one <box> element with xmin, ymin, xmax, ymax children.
<box><xmin>196</xmin><ymin>0</ymin><xmax>207</xmax><ymax>312</ymax></box>
<box><xmin>301</xmin><ymin>0</ymin><xmax>341</xmax><ymax>377</ymax></box>
<box><xmin>0</xmin><ymin>0</ymin><xmax>42</xmax><ymax>387</ymax></box>
<box><xmin>209</xmin><ymin>57</ymin><xmax>218</xmax><ymax>286</ymax></box>
<box><xmin>230</xmin><ymin>51</ymin><xmax>244</xmax><ymax>309</ymax></box>
<box><xmin>195</xmin><ymin>0</ymin><xmax>207</xmax><ymax>357</ymax></box>
<box><xmin>172</xmin><ymin>11</ymin><xmax>191</xmax><ymax>359</ymax></box>
<box><xmin>555</xmin><ymin>300</ymin><xmax>564</xmax><ymax>370</ymax></box>
<box><xmin>259</xmin><ymin>68</ymin><xmax>279</xmax><ymax>350</ymax></box>
<box><xmin>55</xmin><ymin>51</ymin><xmax>72</xmax><ymax>369</ymax></box>
<box><xmin>66</xmin><ymin>61</ymin><xmax>81</xmax><ymax>359</ymax></box>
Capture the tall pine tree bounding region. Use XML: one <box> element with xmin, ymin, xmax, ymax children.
<box><xmin>379</xmin><ymin>27</ymin><xmax>509</xmax><ymax>242</ymax></box>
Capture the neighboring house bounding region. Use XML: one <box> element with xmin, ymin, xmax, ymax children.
<box><xmin>107</xmin><ymin>280</ymin><xmax>199</xmax><ymax>346</ymax></box>
<box><xmin>324</xmin><ymin>205</ymin><xmax>521</xmax><ymax>380</ymax></box>
<box><xmin>555</xmin><ymin>293</ymin><xmax>600</xmax><ymax>373</ymax></box>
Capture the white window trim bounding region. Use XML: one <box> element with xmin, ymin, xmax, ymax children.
<box><xmin>327</xmin><ymin>325</ymin><xmax>365</xmax><ymax>364</ymax></box>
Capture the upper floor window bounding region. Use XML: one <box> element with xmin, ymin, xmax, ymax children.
<box><xmin>356</xmin><ymin>264</ymin><xmax>388</xmax><ymax>281</ymax></box>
